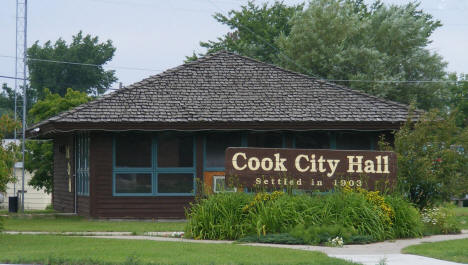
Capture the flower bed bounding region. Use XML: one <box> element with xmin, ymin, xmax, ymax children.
<box><xmin>185</xmin><ymin>188</ymin><xmax>460</xmax><ymax>245</ymax></box>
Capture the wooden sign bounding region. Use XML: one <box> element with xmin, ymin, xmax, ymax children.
<box><xmin>225</xmin><ymin>147</ymin><xmax>397</xmax><ymax>191</ymax></box>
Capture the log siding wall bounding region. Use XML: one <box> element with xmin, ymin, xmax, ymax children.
<box><xmin>90</xmin><ymin>132</ymin><xmax>194</xmax><ymax>219</ymax></box>
<box><xmin>53</xmin><ymin>135</ymin><xmax>74</xmax><ymax>213</ymax></box>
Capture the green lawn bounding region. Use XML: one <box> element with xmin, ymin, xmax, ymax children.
<box><xmin>0</xmin><ymin>208</ymin><xmax>56</xmax><ymax>215</ymax></box>
<box><xmin>3</xmin><ymin>215</ymin><xmax>186</xmax><ymax>234</ymax></box>
<box><xmin>453</xmin><ymin>207</ymin><xmax>468</xmax><ymax>229</ymax></box>
<box><xmin>403</xmin><ymin>238</ymin><xmax>468</xmax><ymax>264</ymax></box>
<box><xmin>0</xmin><ymin>234</ymin><xmax>356</xmax><ymax>265</ymax></box>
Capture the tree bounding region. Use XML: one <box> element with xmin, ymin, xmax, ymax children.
<box><xmin>392</xmin><ymin>110</ymin><xmax>468</xmax><ymax>209</ymax></box>
<box><xmin>276</xmin><ymin>0</ymin><xmax>447</xmax><ymax>110</ymax></box>
<box><xmin>446</xmin><ymin>73</ymin><xmax>468</xmax><ymax>127</ymax></box>
<box><xmin>27</xmin><ymin>31</ymin><xmax>117</xmax><ymax>99</ymax></box>
<box><xmin>0</xmin><ymin>115</ymin><xmax>20</xmax><ymax>193</ymax></box>
<box><xmin>186</xmin><ymin>1</ymin><xmax>303</xmax><ymax>64</ymax></box>
<box><xmin>195</xmin><ymin>0</ymin><xmax>448</xmax><ymax>110</ymax></box>
<box><xmin>26</xmin><ymin>88</ymin><xmax>91</xmax><ymax>193</ymax></box>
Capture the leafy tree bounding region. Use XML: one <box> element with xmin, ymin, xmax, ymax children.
<box><xmin>26</xmin><ymin>88</ymin><xmax>91</xmax><ymax>193</ymax></box>
<box><xmin>27</xmin><ymin>31</ymin><xmax>117</xmax><ymax>99</ymax></box>
<box><xmin>446</xmin><ymin>73</ymin><xmax>468</xmax><ymax>127</ymax></box>
<box><xmin>0</xmin><ymin>115</ymin><xmax>20</xmax><ymax>193</ymax></box>
<box><xmin>276</xmin><ymin>0</ymin><xmax>447</xmax><ymax>110</ymax></box>
<box><xmin>392</xmin><ymin>110</ymin><xmax>468</xmax><ymax>209</ymax></box>
<box><xmin>186</xmin><ymin>1</ymin><xmax>303</xmax><ymax>64</ymax></box>
<box><xmin>195</xmin><ymin>0</ymin><xmax>448</xmax><ymax>110</ymax></box>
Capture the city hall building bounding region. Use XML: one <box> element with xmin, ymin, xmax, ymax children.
<box><xmin>28</xmin><ymin>51</ymin><xmax>413</xmax><ymax>219</ymax></box>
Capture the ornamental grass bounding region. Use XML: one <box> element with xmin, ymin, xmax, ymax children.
<box><xmin>185</xmin><ymin>188</ymin><xmax>453</xmax><ymax>244</ymax></box>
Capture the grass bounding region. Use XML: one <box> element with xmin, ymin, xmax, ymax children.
<box><xmin>453</xmin><ymin>207</ymin><xmax>468</xmax><ymax>229</ymax></box>
<box><xmin>0</xmin><ymin>234</ymin><xmax>357</xmax><ymax>265</ymax></box>
<box><xmin>0</xmin><ymin>208</ymin><xmax>56</xmax><ymax>215</ymax></box>
<box><xmin>402</xmin><ymin>238</ymin><xmax>468</xmax><ymax>264</ymax></box>
<box><xmin>3</xmin><ymin>215</ymin><xmax>186</xmax><ymax>234</ymax></box>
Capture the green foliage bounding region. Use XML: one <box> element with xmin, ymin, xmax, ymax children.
<box><xmin>393</xmin><ymin>110</ymin><xmax>468</xmax><ymax>209</ymax></box>
<box><xmin>277</xmin><ymin>0</ymin><xmax>446</xmax><ymax>110</ymax></box>
<box><xmin>0</xmin><ymin>115</ymin><xmax>20</xmax><ymax>193</ymax></box>
<box><xmin>25</xmin><ymin>141</ymin><xmax>53</xmax><ymax>193</ymax></box>
<box><xmin>385</xmin><ymin>195</ymin><xmax>423</xmax><ymax>238</ymax></box>
<box><xmin>25</xmin><ymin>88</ymin><xmax>91</xmax><ymax>193</ymax></box>
<box><xmin>27</xmin><ymin>31</ymin><xmax>117</xmax><ymax>99</ymax></box>
<box><xmin>0</xmin><ymin>83</ymin><xmax>37</xmax><ymax>125</ymax></box>
<box><xmin>185</xmin><ymin>192</ymin><xmax>252</xmax><ymax>240</ymax></box>
<box><xmin>187</xmin><ymin>0</ymin><xmax>303</xmax><ymax>64</ymax></box>
<box><xmin>238</xmin><ymin>233</ymin><xmax>305</xmax><ymax>244</ymax></box>
<box><xmin>446</xmin><ymin>73</ymin><xmax>468</xmax><ymax>127</ymax></box>
<box><xmin>185</xmin><ymin>189</ymin><xmax>425</xmax><ymax>244</ymax></box>
<box><xmin>29</xmin><ymin>88</ymin><xmax>91</xmax><ymax>124</ymax></box>
<box><xmin>194</xmin><ymin>0</ymin><xmax>453</xmax><ymax>110</ymax></box>
<box><xmin>290</xmin><ymin>224</ymin><xmax>357</xmax><ymax>245</ymax></box>
<box><xmin>421</xmin><ymin>206</ymin><xmax>461</xmax><ymax>235</ymax></box>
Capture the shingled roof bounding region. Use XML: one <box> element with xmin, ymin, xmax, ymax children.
<box><xmin>30</xmin><ymin>51</ymin><xmax>416</xmax><ymax>135</ymax></box>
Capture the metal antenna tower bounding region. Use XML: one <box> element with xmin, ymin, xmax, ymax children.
<box><xmin>15</xmin><ymin>0</ymin><xmax>28</xmax><ymax>213</ymax></box>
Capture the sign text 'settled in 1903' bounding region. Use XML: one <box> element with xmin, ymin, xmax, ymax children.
<box><xmin>225</xmin><ymin>147</ymin><xmax>397</xmax><ymax>191</ymax></box>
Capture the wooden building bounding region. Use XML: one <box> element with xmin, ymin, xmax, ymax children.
<box><xmin>28</xmin><ymin>52</ymin><xmax>415</xmax><ymax>219</ymax></box>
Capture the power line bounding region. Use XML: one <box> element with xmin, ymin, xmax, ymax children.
<box><xmin>2</xmin><ymin>73</ymin><xmax>467</xmax><ymax>84</ymax></box>
<box><xmin>0</xmin><ymin>54</ymin><xmax>164</xmax><ymax>72</ymax></box>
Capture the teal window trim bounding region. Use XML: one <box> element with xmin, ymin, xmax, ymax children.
<box><xmin>112</xmin><ymin>133</ymin><xmax>196</xmax><ymax>197</ymax></box>
<box><xmin>76</xmin><ymin>132</ymin><xmax>90</xmax><ymax>196</ymax></box>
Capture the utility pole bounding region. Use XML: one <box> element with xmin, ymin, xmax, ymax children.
<box><xmin>16</xmin><ymin>0</ymin><xmax>28</xmax><ymax>213</ymax></box>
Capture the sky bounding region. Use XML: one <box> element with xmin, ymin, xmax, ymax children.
<box><xmin>0</xmin><ymin>0</ymin><xmax>467</xmax><ymax>91</ymax></box>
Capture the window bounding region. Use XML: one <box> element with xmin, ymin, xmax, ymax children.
<box><xmin>113</xmin><ymin>132</ymin><xmax>195</xmax><ymax>196</ymax></box>
<box><xmin>294</xmin><ymin>132</ymin><xmax>330</xmax><ymax>149</ymax></box>
<box><xmin>213</xmin><ymin>175</ymin><xmax>236</xmax><ymax>193</ymax></box>
<box><xmin>115</xmin><ymin>173</ymin><xmax>152</xmax><ymax>194</ymax></box>
<box><xmin>336</xmin><ymin>132</ymin><xmax>373</xmax><ymax>150</ymax></box>
<box><xmin>158</xmin><ymin>132</ymin><xmax>193</xmax><ymax>167</ymax></box>
<box><xmin>248</xmin><ymin>132</ymin><xmax>283</xmax><ymax>148</ymax></box>
<box><xmin>115</xmin><ymin>134</ymin><xmax>152</xmax><ymax>167</ymax></box>
<box><xmin>76</xmin><ymin>133</ymin><xmax>90</xmax><ymax>196</ymax></box>
<box><xmin>158</xmin><ymin>173</ymin><xmax>194</xmax><ymax>194</ymax></box>
<box><xmin>205</xmin><ymin>132</ymin><xmax>242</xmax><ymax>169</ymax></box>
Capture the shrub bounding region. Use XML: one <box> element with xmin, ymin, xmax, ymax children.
<box><xmin>185</xmin><ymin>188</ymin><xmax>428</xmax><ymax>244</ymax></box>
<box><xmin>238</xmin><ymin>233</ymin><xmax>305</xmax><ymax>244</ymax></box>
<box><xmin>243</xmin><ymin>192</ymin><xmax>316</xmax><ymax>236</ymax></box>
<box><xmin>290</xmin><ymin>224</ymin><xmax>357</xmax><ymax>245</ymax></box>
<box><xmin>392</xmin><ymin>110</ymin><xmax>468</xmax><ymax>209</ymax></box>
<box><xmin>385</xmin><ymin>195</ymin><xmax>423</xmax><ymax>238</ymax></box>
<box><xmin>185</xmin><ymin>192</ymin><xmax>252</xmax><ymax>240</ymax></box>
<box><xmin>421</xmin><ymin>206</ymin><xmax>461</xmax><ymax>235</ymax></box>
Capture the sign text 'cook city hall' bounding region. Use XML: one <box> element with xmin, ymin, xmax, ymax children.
<box><xmin>225</xmin><ymin>148</ymin><xmax>397</xmax><ymax>190</ymax></box>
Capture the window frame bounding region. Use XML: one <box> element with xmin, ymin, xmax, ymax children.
<box><xmin>112</xmin><ymin>132</ymin><xmax>196</xmax><ymax>197</ymax></box>
<box><xmin>76</xmin><ymin>132</ymin><xmax>90</xmax><ymax>196</ymax></box>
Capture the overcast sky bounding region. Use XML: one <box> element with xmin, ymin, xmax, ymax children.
<box><xmin>1</xmin><ymin>0</ymin><xmax>467</xmax><ymax>91</ymax></box>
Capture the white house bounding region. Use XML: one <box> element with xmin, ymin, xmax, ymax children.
<box><xmin>0</xmin><ymin>140</ymin><xmax>51</xmax><ymax>210</ymax></box>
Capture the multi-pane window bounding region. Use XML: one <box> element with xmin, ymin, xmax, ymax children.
<box><xmin>247</xmin><ymin>132</ymin><xmax>283</xmax><ymax>148</ymax></box>
<box><xmin>76</xmin><ymin>133</ymin><xmax>90</xmax><ymax>196</ymax></box>
<box><xmin>113</xmin><ymin>132</ymin><xmax>195</xmax><ymax>196</ymax></box>
<box><xmin>294</xmin><ymin>132</ymin><xmax>330</xmax><ymax>149</ymax></box>
<box><xmin>336</xmin><ymin>132</ymin><xmax>374</xmax><ymax>150</ymax></box>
